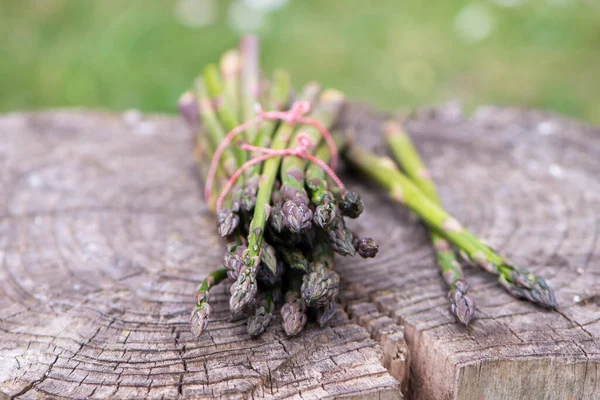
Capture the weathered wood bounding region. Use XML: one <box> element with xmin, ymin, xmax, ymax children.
<box><xmin>0</xmin><ymin>111</ymin><xmax>402</xmax><ymax>399</ymax></box>
<box><xmin>1</xmin><ymin>103</ymin><xmax>599</xmax><ymax>400</ymax></box>
<box><xmin>338</xmin><ymin>103</ymin><xmax>600</xmax><ymax>400</ymax></box>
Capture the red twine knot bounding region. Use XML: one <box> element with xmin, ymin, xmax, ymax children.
<box><xmin>205</xmin><ymin>101</ymin><xmax>343</xmax><ymax>213</ymax></box>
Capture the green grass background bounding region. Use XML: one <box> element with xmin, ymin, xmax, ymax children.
<box><xmin>1</xmin><ymin>0</ymin><xmax>599</xmax><ymax>124</ymax></box>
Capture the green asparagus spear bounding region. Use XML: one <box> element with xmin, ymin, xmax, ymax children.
<box><xmin>305</xmin><ymin>141</ymin><xmax>337</xmax><ymax>228</ymax></box>
<box><xmin>190</xmin><ymin>268</ymin><xmax>228</xmax><ymax>337</ymax></box>
<box><xmin>384</xmin><ymin>120</ymin><xmax>475</xmax><ymax>325</ymax></box>
<box><xmin>220</xmin><ymin>50</ymin><xmax>242</xmax><ymax>122</ymax></box>
<box><xmin>344</xmin><ymin>145</ymin><xmax>557</xmax><ymax>309</ymax></box>
<box><xmin>203</xmin><ymin>64</ymin><xmax>247</xmax><ymax>212</ymax></box>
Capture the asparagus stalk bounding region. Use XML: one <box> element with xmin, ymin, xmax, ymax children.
<box><xmin>324</xmin><ymin>213</ymin><xmax>356</xmax><ymax>256</ymax></box>
<box><xmin>241</xmin><ymin>70</ymin><xmax>292</xmax><ymax>211</ymax></box>
<box><xmin>220</xmin><ymin>50</ymin><xmax>241</xmax><ymax>122</ymax></box>
<box><xmin>280</xmin><ymin>89</ymin><xmax>345</xmax><ymax>234</ymax></box>
<box><xmin>344</xmin><ymin>145</ymin><xmax>557</xmax><ymax>309</ymax></box>
<box><xmin>384</xmin><ymin>120</ymin><xmax>475</xmax><ymax>325</ymax></box>
<box><xmin>204</xmin><ymin>65</ymin><xmax>247</xmax><ymax>214</ymax></box>
<box><xmin>194</xmin><ymin>78</ymin><xmax>243</xmax><ymax>229</ymax></box>
<box><xmin>190</xmin><ymin>268</ymin><xmax>228</xmax><ymax>337</ymax></box>
<box><xmin>305</xmin><ymin>141</ymin><xmax>337</xmax><ymax>228</ymax></box>
<box><xmin>179</xmin><ymin>91</ymin><xmax>230</xmax><ymax>213</ymax></box>
<box><xmin>229</xmin><ymin>83</ymin><xmax>322</xmax><ymax>316</ymax></box>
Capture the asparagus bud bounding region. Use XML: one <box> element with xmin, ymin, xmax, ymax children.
<box><xmin>301</xmin><ymin>262</ymin><xmax>340</xmax><ymax>306</ymax></box>
<box><xmin>448</xmin><ymin>280</ymin><xmax>475</xmax><ymax>326</ymax></box>
<box><xmin>499</xmin><ymin>266</ymin><xmax>556</xmax><ymax>308</ymax></box>
<box><xmin>355</xmin><ymin>237</ymin><xmax>379</xmax><ymax>258</ymax></box>
<box><xmin>247</xmin><ymin>292</ymin><xmax>275</xmax><ymax>337</ymax></box>
<box><xmin>282</xmin><ymin>199</ymin><xmax>313</xmax><ymax>234</ymax></box>
<box><xmin>337</xmin><ymin>190</ymin><xmax>364</xmax><ymax>218</ymax></box>
<box><xmin>269</xmin><ymin>187</ymin><xmax>286</xmax><ymax>233</ymax></box>
<box><xmin>281</xmin><ymin>291</ymin><xmax>307</xmax><ymax>337</ymax></box>
<box><xmin>313</xmin><ymin>192</ymin><xmax>337</xmax><ymax>228</ymax></box>
<box><xmin>190</xmin><ymin>268</ymin><xmax>228</xmax><ymax>337</ymax></box>
<box><xmin>229</xmin><ymin>259</ymin><xmax>258</xmax><ymax>317</ymax></box>
<box><xmin>325</xmin><ymin>214</ymin><xmax>356</xmax><ymax>256</ymax></box>
<box><xmin>217</xmin><ymin>209</ymin><xmax>240</xmax><ymax>238</ymax></box>
<box><xmin>223</xmin><ymin>244</ymin><xmax>246</xmax><ymax>281</ymax></box>
<box><xmin>190</xmin><ymin>304</ymin><xmax>211</xmax><ymax>338</ymax></box>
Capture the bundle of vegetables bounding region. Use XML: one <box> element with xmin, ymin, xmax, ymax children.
<box><xmin>342</xmin><ymin>120</ymin><xmax>558</xmax><ymax>325</ymax></box>
<box><xmin>179</xmin><ymin>35</ymin><xmax>378</xmax><ymax>338</ymax></box>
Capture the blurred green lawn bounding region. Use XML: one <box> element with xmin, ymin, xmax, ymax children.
<box><xmin>1</xmin><ymin>0</ymin><xmax>599</xmax><ymax>124</ymax></box>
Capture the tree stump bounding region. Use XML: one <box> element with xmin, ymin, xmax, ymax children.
<box><xmin>0</xmin><ymin>104</ymin><xmax>598</xmax><ymax>399</ymax></box>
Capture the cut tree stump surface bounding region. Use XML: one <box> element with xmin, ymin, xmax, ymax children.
<box><xmin>0</xmin><ymin>104</ymin><xmax>599</xmax><ymax>400</ymax></box>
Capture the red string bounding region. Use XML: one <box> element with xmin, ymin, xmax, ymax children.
<box><xmin>205</xmin><ymin>101</ymin><xmax>339</xmax><ymax>204</ymax></box>
<box><xmin>215</xmin><ymin>132</ymin><xmax>345</xmax><ymax>213</ymax></box>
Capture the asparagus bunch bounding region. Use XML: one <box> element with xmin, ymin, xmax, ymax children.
<box><xmin>343</xmin><ymin>124</ymin><xmax>557</xmax><ymax>320</ymax></box>
<box><xmin>180</xmin><ymin>36</ymin><xmax>378</xmax><ymax>338</ymax></box>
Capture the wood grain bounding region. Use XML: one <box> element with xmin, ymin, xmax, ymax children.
<box><xmin>0</xmin><ymin>103</ymin><xmax>598</xmax><ymax>399</ymax></box>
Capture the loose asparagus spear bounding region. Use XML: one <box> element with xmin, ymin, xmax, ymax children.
<box><xmin>229</xmin><ymin>83</ymin><xmax>322</xmax><ymax>316</ymax></box>
<box><xmin>384</xmin><ymin>120</ymin><xmax>475</xmax><ymax>325</ymax></box>
<box><xmin>190</xmin><ymin>268</ymin><xmax>229</xmax><ymax>337</ymax></box>
<box><xmin>241</xmin><ymin>70</ymin><xmax>292</xmax><ymax>211</ymax></box>
<box><xmin>344</xmin><ymin>145</ymin><xmax>557</xmax><ymax>309</ymax></box>
<box><xmin>247</xmin><ymin>290</ymin><xmax>275</xmax><ymax>337</ymax></box>
<box><xmin>280</xmin><ymin>89</ymin><xmax>345</xmax><ymax>234</ymax></box>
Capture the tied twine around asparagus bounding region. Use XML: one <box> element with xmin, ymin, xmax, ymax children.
<box><xmin>205</xmin><ymin>99</ymin><xmax>346</xmax><ymax>316</ymax></box>
<box><xmin>384</xmin><ymin>120</ymin><xmax>475</xmax><ymax>325</ymax></box>
<box><xmin>343</xmin><ymin>139</ymin><xmax>557</xmax><ymax>311</ymax></box>
<box><xmin>182</xmin><ymin>36</ymin><xmax>379</xmax><ymax>338</ymax></box>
